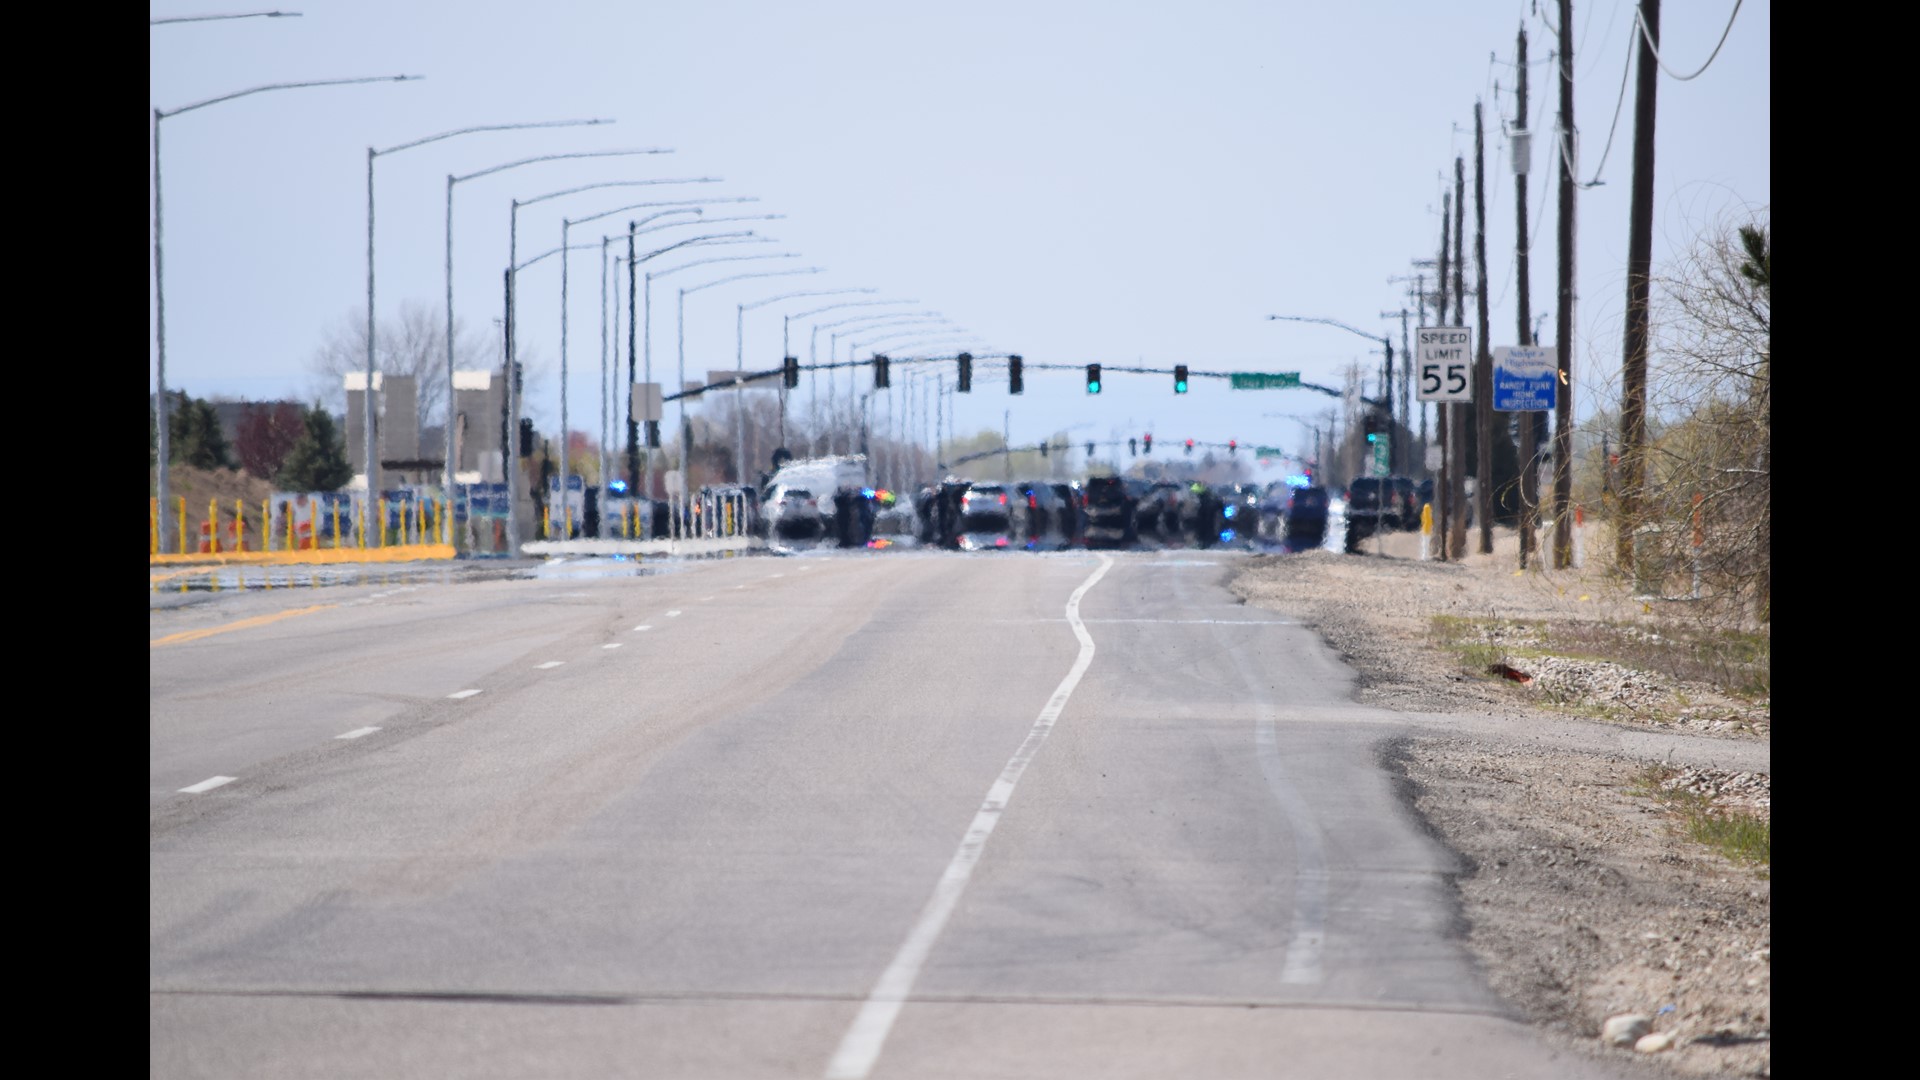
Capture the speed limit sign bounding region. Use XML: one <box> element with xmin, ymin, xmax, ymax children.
<box><xmin>1416</xmin><ymin>326</ymin><xmax>1474</xmax><ymax>402</ymax></box>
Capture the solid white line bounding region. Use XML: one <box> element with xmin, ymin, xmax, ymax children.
<box><xmin>666</xmin><ymin>610</ymin><xmax>683</xmax><ymax>617</ymax></box>
<box><xmin>335</xmin><ymin>727</ymin><xmax>381</xmax><ymax>740</ymax></box>
<box><xmin>536</xmin><ymin>661</ymin><xmax>565</xmax><ymax>669</ymax></box>
<box><xmin>179</xmin><ymin>776</ymin><xmax>236</xmax><ymax>794</ymax></box>
<box><xmin>447</xmin><ymin>689</ymin><xmax>483</xmax><ymax>700</ymax></box>
<box><xmin>632</xmin><ymin>625</ymin><xmax>652</xmax><ymax>632</ymax></box>
<box><xmin>823</xmin><ymin>554</ymin><xmax>1114</xmax><ymax>1080</ymax></box>
<box><xmin>602</xmin><ymin>643</ymin><xmax>622</xmax><ymax>650</ymax></box>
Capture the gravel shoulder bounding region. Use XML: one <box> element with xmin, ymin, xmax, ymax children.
<box><xmin>1229</xmin><ymin>527</ymin><xmax>1770</xmax><ymax>1078</ymax></box>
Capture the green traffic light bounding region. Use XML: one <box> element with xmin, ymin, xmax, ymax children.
<box><xmin>1088</xmin><ymin>381</ymin><xmax>1101</xmax><ymax>394</ymax></box>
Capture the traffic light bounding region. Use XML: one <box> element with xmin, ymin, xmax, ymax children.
<box><xmin>646</xmin><ymin>420</ymin><xmax>661</xmax><ymax>449</ymax></box>
<box><xmin>957</xmin><ymin>352</ymin><xmax>973</xmax><ymax>393</ymax></box>
<box><xmin>1174</xmin><ymin>365</ymin><xmax>1189</xmax><ymax>394</ymax></box>
<box><xmin>1184</xmin><ymin>438</ymin><xmax>1194</xmax><ymax>455</ymax></box>
<box><xmin>1086</xmin><ymin>441</ymin><xmax>1095</xmax><ymax>458</ymax></box>
<box><xmin>873</xmin><ymin>354</ymin><xmax>890</xmax><ymax>389</ymax></box>
<box><xmin>519</xmin><ymin>418</ymin><xmax>534</xmax><ymax>458</ymax></box>
<box><xmin>1143</xmin><ymin>433</ymin><xmax>1152</xmax><ymax>454</ymax></box>
<box><xmin>1228</xmin><ymin>439</ymin><xmax>1237</xmax><ymax>455</ymax></box>
<box><xmin>1038</xmin><ymin>440</ymin><xmax>1048</xmax><ymax>458</ymax></box>
<box><xmin>1363</xmin><ymin>410</ymin><xmax>1382</xmax><ymax>443</ymax></box>
<box><xmin>1129</xmin><ymin>437</ymin><xmax>1138</xmax><ymax>457</ymax></box>
<box><xmin>1008</xmin><ymin>354</ymin><xmax>1023</xmax><ymax>395</ymax></box>
<box><xmin>1086</xmin><ymin>363</ymin><xmax>1101</xmax><ymax>394</ymax></box>
<box><xmin>782</xmin><ymin>355</ymin><xmax>800</xmax><ymax>389</ymax></box>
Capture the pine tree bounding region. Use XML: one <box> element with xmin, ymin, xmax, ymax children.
<box><xmin>276</xmin><ymin>404</ymin><xmax>353</xmax><ymax>491</ymax></box>
<box><xmin>163</xmin><ymin>390</ymin><xmax>234</xmax><ymax>470</ymax></box>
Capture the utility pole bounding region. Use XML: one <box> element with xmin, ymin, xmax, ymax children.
<box><xmin>1435</xmin><ymin>196</ymin><xmax>1452</xmax><ymax>561</ymax></box>
<box><xmin>1449</xmin><ymin>155</ymin><xmax>1469</xmax><ymax>561</ymax></box>
<box><xmin>1474</xmin><ymin>100</ymin><xmax>1495</xmax><ymax>555</ymax></box>
<box><xmin>1552</xmin><ymin>0</ymin><xmax>1579</xmax><ymax>570</ymax></box>
<box><xmin>1617</xmin><ymin>0</ymin><xmax>1660</xmax><ymax>577</ymax></box>
<box><xmin>1512</xmin><ymin>24</ymin><xmax>1546</xmax><ymax>569</ymax></box>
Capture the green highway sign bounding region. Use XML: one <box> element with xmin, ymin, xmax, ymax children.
<box><xmin>1256</xmin><ymin>446</ymin><xmax>1283</xmax><ymax>458</ymax></box>
<box><xmin>1229</xmin><ymin>372</ymin><xmax>1301</xmax><ymax>390</ymax></box>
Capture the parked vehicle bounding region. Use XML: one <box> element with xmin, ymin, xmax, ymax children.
<box><xmin>1012</xmin><ymin>480</ymin><xmax>1067</xmax><ymax>548</ymax></box>
<box><xmin>1050</xmin><ymin>482</ymin><xmax>1087</xmax><ymax>545</ymax></box>
<box><xmin>1283</xmin><ymin>485</ymin><xmax>1330</xmax><ymax>549</ymax></box>
<box><xmin>1082</xmin><ymin>475</ymin><xmax>1137</xmax><ymax>548</ymax></box>
<box><xmin>764</xmin><ymin>485</ymin><xmax>822</xmax><ymax>540</ymax></box>
<box><xmin>956</xmin><ymin>482</ymin><xmax>1017</xmax><ymax>550</ymax></box>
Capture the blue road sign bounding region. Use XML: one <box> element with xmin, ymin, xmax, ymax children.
<box><xmin>1493</xmin><ymin>346</ymin><xmax>1558</xmax><ymax>411</ymax></box>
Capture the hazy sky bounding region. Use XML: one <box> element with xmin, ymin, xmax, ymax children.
<box><xmin>150</xmin><ymin>1</ymin><xmax>1768</xmax><ymax>480</ymax></box>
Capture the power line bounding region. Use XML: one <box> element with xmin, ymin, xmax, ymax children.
<box><xmin>1636</xmin><ymin>0</ymin><xmax>1745</xmax><ymax>81</ymax></box>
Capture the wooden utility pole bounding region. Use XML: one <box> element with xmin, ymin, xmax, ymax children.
<box><xmin>1551</xmin><ymin>0</ymin><xmax>1578</xmax><ymax>569</ymax></box>
<box><xmin>1512</xmin><ymin>24</ymin><xmax>1543</xmax><ymax>568</ymax></box>
<box><xmin>1435</xmin><ymin>196</ymin><xmax>1452</xmax><ymax>561</ymax></box>
<box><xmin>1616</xmin><ymin>0</ymin><xmax>1660</xmax><ymax>575</ymax></box>
<box><xmin>1449</xmin><ymin>156</ymin><xmax>1469</xmax><ymax>560</ymax></box>
<box><xmin>1473</xmin><ymin>101</ymin><xmax>1495</xmax><ymax>555</ymax></box>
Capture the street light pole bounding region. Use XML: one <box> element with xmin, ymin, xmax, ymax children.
<box><xmin>444</xmin><ymin>148</ymin><xmax>676</xmax><ymax>501</ymax></box>
<box><xmin>152</xmin><ymin>73</ymin><xmax>419</xmax><ymax>554</ymax></box>
<box><xmin>1266</xmin><ymin>313</ymin><xmax>1395</xmax><ymax>471</ymax></box>
<box><xmin>366</xmin><ymin>120</ymin><xmax>612</xmax><ymax>505</ymax></box>
<box><xmin>675</xmin><ymin>264</ymin><xmax>821</xmax><ymax>528</ymax></box>
<box><xmin>734</xmin><ymin>288</ymin><xmax>875</xmax><ymax>482</ymax></box>
<box><xmin>505</xmin><ymin>177</ymin><xmax>721</xmax><ymax>552</ymax></box>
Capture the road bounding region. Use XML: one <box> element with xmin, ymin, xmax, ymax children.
<box><xmin>151</xmin><ymin>550</ymin><xmax>1640</xmax><ymax>1079</ymax></box>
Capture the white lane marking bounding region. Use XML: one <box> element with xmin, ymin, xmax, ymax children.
<box><xmin>632</xmin><ymin>625</ymin><xmax>653</xmax><ymax>632</ymax></box>
<box><xmin>447</xmin><ymin>689</ymin><xmax>483</xmax><ymax>700</ymax></box>
<box><xmin>336</xmin><ymin>727</ymin><xmax>381</xmax><ymax>740</ymax></box>
<box><xmin>179</xmin><ymin>776</ymin><xmax>236</xmax><ymax>794</ymax></box>
<box><xmin>824</xmin><ymin>554</ymin><xmax>1114</xmax><ymax>1080</ymax></box>
<box><xmin>769</xmin><ymin>573</ymin><xmax>785</xmax><ymax>578</ymax></box>
<box><xmin>698</xmin><ymin>595</ymin><xmax>715</xmax><ymax>601</ymax></box>
<box><xmin>666</xmin><ymin>610</ymin><xmax>683</xmax><ymax>617</ymax></box>
<box><xmin>602</xmin><ymin>643</ymin><xmax>623</xmax><ymax>650</ymax></box>
<box><xmin>536</xmin><ymin>661</ymin><xmax>565</xmax><ymax>669</ymax></box>
<box><xmin>733</xmin><ymin>584</ymin><xmax>746</xmax><ymax>589</ymax></box>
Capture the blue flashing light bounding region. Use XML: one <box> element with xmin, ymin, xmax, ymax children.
<box><xmin>1222</xmin><ymin>504</ymin><xmax>1238</xmax><ymax>519</ymax></box>
<box><xmin>1285</xmin><ymin>474</ymin><xmax>1311</xmax><ymax>487</ymax></box>
<box><xmin>1219</xmin><ymin>528</ymin><xmax>1236</xmax><ymax>543</ymax></box>
<box><xmin>861</xmin><ymin>487</ymin><xmax>876</xmax><ymax>499</ymax></box>
<box><xmin>608</xmin><ymin>479</ymin><xmax>629</xmax><ymax>494</ymax></box>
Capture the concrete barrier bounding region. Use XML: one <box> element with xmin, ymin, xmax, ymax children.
<box><xmin>522</xmin><ymin>536</ymin><xmax>765</xmax><ymax>558</ymax></box>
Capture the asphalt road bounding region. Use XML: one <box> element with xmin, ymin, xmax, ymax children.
<box><xmin>151</xmin><ymin>549</ymin><xmax>1644</xmax><ymax>1079</ymax></box>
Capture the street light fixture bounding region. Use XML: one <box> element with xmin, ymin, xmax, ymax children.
<box><xmin>813</xmin><ymin>312</ymin><xmax>947</xmax><ymax>454</ymax></box>
<box><xmin>364</xmin><ymin>118</ymin><xmax>612</xmax><ymax>500</ymax></box>
<box><xmin>151</xmin><ymin>10</ymin><xmax>299</xmax><ymax>25</ymax></box>
<box><xmin>152</xmin><ymin>72</ymin><xmax>420</xmax><ymax>554</ymax></box>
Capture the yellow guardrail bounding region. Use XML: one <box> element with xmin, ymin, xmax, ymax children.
<box><xmin>149</xmin><ymin>495</ymin><xmax>458</xmax><ymax>565</ymax></box>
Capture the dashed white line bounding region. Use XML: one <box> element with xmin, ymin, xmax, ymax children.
<box><xmin>536</xmin><ymin>661</ymin><xmax>565</xmax><ymax>669</ymax></box>
<box><xmin>336</xmin><ymin>727</ymin><xmax>381</xmax><ymax>740</ymax></box>
<box><xmin>602</xmin><ymin>643</ymin><xmax>623</xmax><ymax>650</ymax></box>
<box><xmin>179</xmin><ymin>776</ymin><xmax>236</xmax><ymax>794</ymax></box>
<box><xmin>447</xmin><ymin>689</ymin><xmax>483</xmax><ymax>700</ymax></box>
<box><xmin>769</xmin><ymin>573</ymin><xmax>785</xmax><ymax>578</ymax></box>
<box><xmin>666</xmin><ymin>610</ymin><xmax>683</xmax><ymax>617</ymax></box>
<box><xmin>698</xmin><ymin>595</ymin><xmax>715</xmax><ymax>601</ymax></box>
<box><xmin>632</xmin><ymin>625</ymin><xmax>653</xmax><ymax>632</ymax></box>
<box><xmin>823</xmin><ymin>554</ymin><xmax>1115</xmax><ymax>1080</ymax></box>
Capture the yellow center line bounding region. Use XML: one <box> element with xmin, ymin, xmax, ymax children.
<box><xmin>150</xmin><ymin>604</ymin><xmax>337</xmax><ymax>648</ymax></box>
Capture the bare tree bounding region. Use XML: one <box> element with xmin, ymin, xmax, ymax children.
<box><xmin>1632</xmin><ymin>208</ymin><xmax>1770</xmax><ymax>624</ymax></box>
<box><xmin>306</xmin><ymin>300</ymin><xmax>493</xmax><ymax>437</ymax></box>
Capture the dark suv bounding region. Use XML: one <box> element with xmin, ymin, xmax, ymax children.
<box><xmin>1083</xmin><ymin>476</ymin><xmax>1137</xmax><ymax>548</ymax></box>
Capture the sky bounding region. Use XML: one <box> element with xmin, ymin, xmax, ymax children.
<box><xmin>149</xmin><ymin>0</ymin><xmax>1768</xmax><ymax>484</ymax></box>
